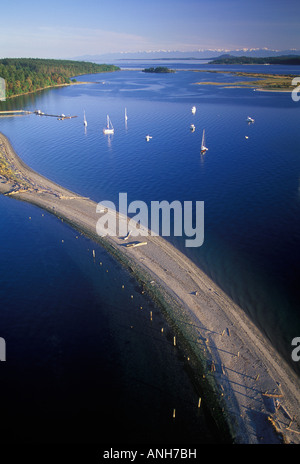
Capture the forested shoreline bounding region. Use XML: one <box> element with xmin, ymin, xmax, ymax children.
<box><xmin>210</xmin><ymin>54</ymin><xmax>300</xmax><ymax>65</ymax></box>
<box><xmin>0</xmin><ymin>58</ymin><xmax>120</xmax><ymax>98</ymax></box>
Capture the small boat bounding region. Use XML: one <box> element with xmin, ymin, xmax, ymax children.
<box><xmin>145</xmin><ymin>135</ymin><xmax>152</xmax><ymax>142</ymax></box>
<box><xmin>190</xmin><ymin>124</ymin><xmax>195</xmax><ymax>132</ymax></box>
<box><xmin>191</xmin><ymin>106</ymin><xmax>196</xmax><ymax>114</ymax></box>
<box><xmin>103</xmin><ymin>115</ymin><xmax>114</xmax><ymax>134</ymax></box>
<box><xmin>125</xmin><ymin>108</ymin><xmax>128</xmax><ymax>122</ymax></box>
<box><xmin>246</xmin><ymin>116</ymin><xmax>255</xmax><ymax>123</ymax></box>
<box><xmin>200</xmin><ymin>129</ymin><xmax>208</xmax><ymax>154</ymax></box>
<box><xmin>84</xmin><ymin>110</ymin><xmax>87</xmax><ymax>127</ymax></box>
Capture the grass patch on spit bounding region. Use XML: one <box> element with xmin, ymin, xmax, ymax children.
<box><xmin>194</xmin><ymin>70</ymin><xmax>296</xmax><ymax>91</ymax></box>
<box><xmin>0</xmin><ymin>143</ymin><xmax>30</xmax><ymax>187</ymax></box>
<box><xmin>0</xmin><ymin>156</ymin><xmax>26</xmax><ymax>186</ymax></box>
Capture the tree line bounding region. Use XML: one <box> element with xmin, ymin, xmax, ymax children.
<box><xmin>0</xmin><ymin>58</ymin><xmax>120</xmax><ymax>97</ymax></box>
<box><xmin>210</xmin><ymin>55</ymin><xmax>300</xmax><ymax>65</ymax></box>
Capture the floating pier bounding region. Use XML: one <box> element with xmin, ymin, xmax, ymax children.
<box><xmin>34</xmin><ymin>110</ymin><xmax>77</xmax><ymax>119</ymax></box>
<box><xmin>0</xmin><ymin>109</ymin><xmax>32</xmax><ymax>117</ymax></box>
<box><xmin>0</xmin><ymin>109</ymin><xmax>77</xmax><ymax>119</ymax></box>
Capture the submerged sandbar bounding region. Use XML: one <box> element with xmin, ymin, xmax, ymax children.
<box><xmin>1</xmin><ymin>131</ymin><xmax>300</xmax><ymax>444</ymax></box>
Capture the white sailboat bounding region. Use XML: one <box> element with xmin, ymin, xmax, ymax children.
<box><xmin>200</xmin><ymin>129</ymin><xmax>208</xmax><ymax>154</ymax></box>
<box><xmin>246</xmin><ymin>116</ymin><xmax>254</xmax><ymax>123</ymax></box>
<box><xmin>191</xmin><ymin>106</ymin><xmax>196</xmax><ymax>114</ymax></box>
<box><xmin>103</xmin><ymin>115</ymin><xmax>114</xmax><ymax>134</ymax></box>
<box><xmin>83</xmin><ymin>110</ymin><xmax>87</xmax><ymax>127</ymax></box>
<box><xmin>125</xmin><ymin>108</ymin><xmax>128</xmax><ymax>122</ymax></box>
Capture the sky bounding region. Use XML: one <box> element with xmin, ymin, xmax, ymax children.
<box><xmin>1</xmin><ymin>0</ymin><xmax>300</xmax><ymax>58</ymax></box>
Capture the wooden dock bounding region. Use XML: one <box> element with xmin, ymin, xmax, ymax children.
<box><xmin>0</xmin><ymin>109</ymin><xmax>77</xmax><ymax>119</ymax></box>
<box><xmin>34</xmin><ymin>110</ymin><xmax>77</xmax><ymax>119</ymax></box>
<box><xmin>0</xmin><ymin>109</ymin><xmax>32</xmax><ymax>115</ymax></box>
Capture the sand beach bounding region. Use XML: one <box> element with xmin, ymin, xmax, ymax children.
<box><xmin>1</xmin><ymin>131</ymin><xmax>300</xmax><ymax>444</ymax></box>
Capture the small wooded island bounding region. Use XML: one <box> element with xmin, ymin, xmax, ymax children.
<box><xmin>0</xmin><ymin>58</ymin><xmax>120</xmax><ymax>98</ymax></box>
<box><xmin>142</xmin><ymin>66</ymin><xmax>175</xmax><ymax>73</ymax></box>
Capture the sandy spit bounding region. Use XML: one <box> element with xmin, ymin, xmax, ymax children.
<box><xmin>1</xmin><ymin>131</ymin><xmax>300</xmax><ymax>444</ymax></box>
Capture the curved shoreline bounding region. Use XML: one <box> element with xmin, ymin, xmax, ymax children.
<box><xmin>1</xmin><ymin>131</ymin><xmax>300</xmax><ymax>444</ymax></box>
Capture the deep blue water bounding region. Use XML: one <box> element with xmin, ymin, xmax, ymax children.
<box><xmin>0</xmin><ymin>195</ymin><xmax>221</xmax><ymax>444</ymax></box>
<box><xmin>0</xmin><ymin>61</ymin><xmax>300</xmax><ymax>442</ymax></box>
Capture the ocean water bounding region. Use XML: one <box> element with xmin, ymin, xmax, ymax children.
<box><xmin>0</xmin><ymin>195</ymin><xmax>222</xmax><ymax>444</ymax></box>
<box><xmin>0</xmin><ymin>61</ymin><xmax>300</xmax><ymax>442</ymax></box>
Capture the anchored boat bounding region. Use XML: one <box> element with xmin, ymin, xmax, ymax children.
<box><xmin>200</xmin><ymin>129</ymin><xmax>208</xmax><ymax>154</ymax></box>
<box><xmin>103</xmin><ymin>115</ymin><xmax>114</xmax><ymax>134</ymax></box>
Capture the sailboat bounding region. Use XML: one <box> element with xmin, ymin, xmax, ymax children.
<box><xmin>83</xmin><ymin>111</ymin><xmax>87</xmax><ymax>127</ymax></box>
<box><xmin>246</xmin><ymin>116</ymin><xmax>254</xmax><ymax>123</ymax></box>
<box><xmin>191</xmin><ymin>106</ymin><xmax>196</xmax><ymax>114</ymax></box>
<box><xmin>200</xmin><ymin>129</ymin><xmax>208</xmax><ymax>154</ymax></box>
<box><xmin>103</xmin><ymin>115</ymin><xmax>114</xmax><ymax>134</ymax></box>
<box><xmin>125</xmin><ymin>108</ymin><xmax>128</xmax><ymax>122</ymax></box>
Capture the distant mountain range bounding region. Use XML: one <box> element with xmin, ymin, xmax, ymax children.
<box><xmin>73</xmin><ymin>49</ymin><xmax>300</xmax><ymax>62</ymax></box>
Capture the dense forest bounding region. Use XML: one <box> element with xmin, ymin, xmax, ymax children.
<box><xmin>142</xmin><ymin>66</ymin><xmax>175</xmax><ymax>73</ymax></box>
<box><xmin>0</xmin><ymin>58</ymin><xmax>120</xmax><ymax>98</ymax></box>
<box><xmin>210</xmin><ymin>55</ymin><xmax>300</xmax><ymax>65</ymax></box>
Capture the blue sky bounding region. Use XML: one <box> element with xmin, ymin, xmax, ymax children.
<box><xmin>1</xmin><ymin>0</ymin><xmax>299</xmax><ymax>58</ymax></box>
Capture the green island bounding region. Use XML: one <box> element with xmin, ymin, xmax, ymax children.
<box><xmin>142</xmin><ymin>66</ymin><xmax>175</xmax><ymax>73</ymax></box>
<box><xmin>194</xmin><ymin>70</ymin><xmax>297</xmax><ymax>91</ymax></box>
<box><xmin>0</xmin><ymin>58</ymin><xmax>120</xmax><ymax>98</ymax></box>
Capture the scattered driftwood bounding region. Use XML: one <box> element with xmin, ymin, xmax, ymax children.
<box><xmin>286</xmin><ymin>426</ymin><xmax>300</xmax><ymax>435</ymax></box>
<box><xmin>267</xmin><ymin>416</ymin><xmax>285</xmax><ymax>441</ymax></box>
<box><xmin>123</xmin><ymin>230</ymin><xmax>132</xmax><ymax>241</ymax></box>
<box><xmin>125</xmin><ymin>241</ymin><xmax>148</xmax><ymax>248</ymax></box>
<box><xmin>263</xmin><ymin>392</ymin><xmax>283</xmax><ymax>398</ymax></box>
